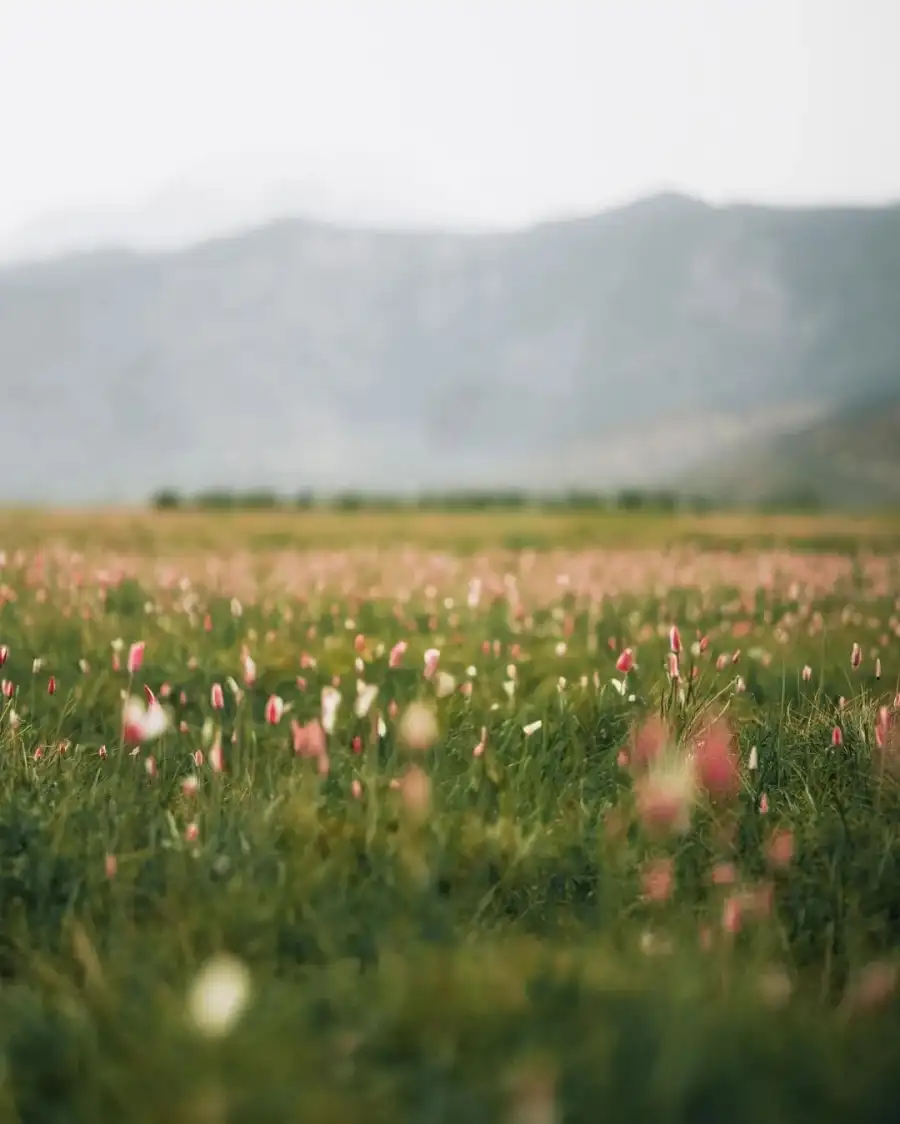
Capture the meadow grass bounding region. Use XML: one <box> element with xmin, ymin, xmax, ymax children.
<box><xmin>0</xmin><ymin>512</ymin><xmax>898</xmax><ymax>1122</ymax></box>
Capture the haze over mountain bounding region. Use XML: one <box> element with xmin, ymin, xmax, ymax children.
<box><xmin>1</xmin><ymin>192</ymin><xmax>899</xmax><ymax>506</ymax></box>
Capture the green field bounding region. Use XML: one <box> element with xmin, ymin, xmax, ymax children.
<box><xmin>0</xmin><ymin>510</ymin><xmax>898</xmax><ymax>1122</ymax></box>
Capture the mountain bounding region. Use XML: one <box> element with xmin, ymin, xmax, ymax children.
<box><xmin>0</xmin><ymin>154</ymin><xmax>490</xmax><ymax>265</ymax></box>
<box><xmin>1</xmin><ymin>192</ymin><xmax>899</xmax><ymax>504</ymax></box>
<box><xmin>682</xmin><ymin>392</ymin><xmax>900</xmax><ymax>509</ymax></box>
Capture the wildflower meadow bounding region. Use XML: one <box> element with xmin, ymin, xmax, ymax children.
<box><xmin>0</xmin><ymin>509</ymin><xmax>898</xmax><ymax>1123</ymax></box>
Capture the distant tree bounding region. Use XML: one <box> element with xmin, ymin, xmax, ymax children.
<box><xmin>151</xmin><ymin>488</ymin><xmax>182</xmax><ymax>510</ymax></box>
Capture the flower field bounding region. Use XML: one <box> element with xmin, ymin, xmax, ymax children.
<box><xmin>0</xmin><ymin>510</ymin><xmax>899</xmax><ymax>1123</ymax></box>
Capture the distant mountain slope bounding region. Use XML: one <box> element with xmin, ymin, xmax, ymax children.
<box><xmin>682</xmin><ymin>394</ymin><xmax>900</xmax><ymax>509</ymax></box>
<box><xmin>0</xmin><ymin>193</ymin><xmax>899</xmax><ymax>503</ymax></box>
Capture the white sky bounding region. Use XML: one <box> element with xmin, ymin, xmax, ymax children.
<box><xmin>1</xmin><ymin>0</ymin><xmax>899</xmax><ymax>251</ymax></box>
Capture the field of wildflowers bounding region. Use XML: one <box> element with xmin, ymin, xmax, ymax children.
<box><xmin>0</xmin><ymin>511</ymin><xmax>898</xmax><ymax>1122</ymax></box>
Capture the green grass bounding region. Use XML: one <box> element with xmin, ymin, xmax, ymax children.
<box><xmin>0</xmin><ymin>536</ymin><xmax>898</xmax><ymax>1122</ymax></box>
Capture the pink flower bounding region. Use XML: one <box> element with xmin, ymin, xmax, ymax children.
<box><xmin>47</xmin><ymin>675</ymin><xmax>56</xmax><ymax>695</ymax></box>
<box><xmin>127</xmin><ymin>641</ymin><xmax>145</xmax><ymax>674</ymax></box>
<box><xmin>292</xmin><ymin>718</ymin><xmax>327</xmax><ymax>759</ymax></box>
<box><xmin>122</xmin><ymin>695</ymin><xmax>169</xmax><ymax>745</ymax></box>
<box><xmin>642</xmin><ymin>858</ymin><xmax>674</xmax><ymax>902</ymax></box>
<box><xmin>669</xmin><ymin>626</ymin><xmax>682</xmax><ymax>654</ymax></box>
<box><xmin>693</xmin><ymin>720</ymin><xmax>740</xmax><ymax>802</ymax></box>
<box><xmin>832</xmin><ymin>725</ymin><xmax>843</xmax><ymax>747</ymax></box>
<box><xmin>389</xmin><ymin>640</ymin><xmax>407</xmax><ymax>668</ymax></box>
<box><xmin>666</xmin><ymin>652</ymin><xmax>680</xmax><ymax>681</ymax></box>
<box><xmin>711</xmin><ymin>862</ymin><xmax>736</xmax><ymax>885</ymax></box>
<box><xmin>851</xmin><ymin>642</ymin><xmax>862</xmax><ymax>669</ymax></box>
<box><xmin>629</xmin><ymin>716</ymin><xmax>670</xmax><ymax>770</ymax></box>
<box><xmin>801</xmin><ymin>665</ymin><xmax>812</xmax><ymax>681</ymax></box>
<box><xmin>722</xmin><ymin>894</ymin><xmax>743</xmax><ymax>934</ymax></box>
<box><xmin>241</xmin><ymin>652</ymin><xmax>257</xmax><ymax>686</ymax></box>
<box><xmin>634</xmin><ymin>756</ymin><xmax>697</xmax><ymax>836</ymax></box>
<box><xmin>265</xmin><ymin>694</ymin><xmax>284</xmax><ymax>725</ymax></box>
<box><xmin>423</xmin><ymin>648</ymin><xmax>440</xmax><ymax>679</ymax></box>
<box><xmin>767</xmin><ymin>828</ymin><xmax>795</xmax><ymax>868</ymax></box>
<box><xmin>0</xmin><ymin>644</ymin><xmax>8</xmax><ymax>667</ymax></box>
<box><xmin>210</xmin><ymin>683</ymin><xmax>225</xmax><ymax>710</ymax></box>
<box><xmin>615</xmin><ymin>648</ymin><xmax>634</xmax><ymax>673</ymax></box>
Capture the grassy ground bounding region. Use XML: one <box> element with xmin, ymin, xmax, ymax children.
<box><xmin>2</xmin><ymin>505</ymin><xmax>900</xmax><ymax>553</ymax></box>
<box><xmin>0</xmin><ymin>510</ymin><xmax>898</xmax><ymax>1121</ymax></box>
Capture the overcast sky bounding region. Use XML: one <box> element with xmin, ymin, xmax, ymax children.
<box><xmin>1</xmin><ymin>0</ymin><xmax>898</xmax><ymax>255</ymax></box>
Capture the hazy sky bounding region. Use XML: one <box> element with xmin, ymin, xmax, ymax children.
<box><xmin>1</xmin><ymin>0</ymin><xmax>899</xmax><ymax>251</ymax></box>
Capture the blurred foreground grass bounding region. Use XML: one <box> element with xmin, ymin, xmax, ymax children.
<box><xmin>0</xmin><ymin>514</ymin><xmax>897</xmax><ymax>1120</ymax></box>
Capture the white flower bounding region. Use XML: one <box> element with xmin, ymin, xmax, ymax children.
<box><xmin>354</xmin><ymin>681</ymin><xmax>378</xmax><ymax>718</ymax></box>
<box><xmin>399</xmin><ymin>701</ymin><xmax>439</xmax><ymax>750</ymax></box>
<box><xmin>435</xmin><ymin>671</ymin><xmax>457</xmax><ymax>698</ymax></box>
<box><xmin>321</xmin><ymin>686</ymin><xmax>341</xmax><ymax>734</ymax></box>
<box><xmin>186</xmin><ymin>954</ymin><xmax>252</xmax><ymax>1038</ymax></box>
<box><xmin>523</xmin><ymin>720</ymin><xmax>542</xmax><ymax>737</ymax></box>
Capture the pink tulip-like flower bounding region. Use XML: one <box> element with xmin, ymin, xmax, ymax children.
<box><xmin>210</xmin><ymin>683</ymin><xmax>225</xmax><ymax>710</ymax></box>
<box><xmin>634</xmin><ymin>753</ymin><xmax>697</xmax><ymax>836</ymax></box>
<box><xmin>47</xmin><ymin>675</ymin><xmax>56</xmax><ymax>695</ymax></box>
<box><xmin>208</xmin><ymin>737</ymin><xmax>224</xmax><ymax>773</ymax></box>
<box><xmin>693</xmin><ymin>720</ymin><xmax>740</xmax><ymax>802</ymax></box>
<box><xmin>615</xmin><ymin>648</ymin><xmax>634</xmax><ymax>673</ymax></box>
<box><xmin>711</xmin><ymin>862</ymin><xmax>736</xmax><ymax>885</ymax></box>
<box><xmin>354</xmin><ymin>634</ymin><xmax>366</xmax><ymax>654</ymax></box>
<box><xmin>292</xmin><ymin>718</ymin><xmax>327</xmax><ymax>759</ymax></box>
<box><xmin>669</xmin><ymin>625</ymin><xmax>682</xmax><ymax>654</ymax></box>
<box><xmin>0</xmin><ymin>644</ymin><xmax>8</xmax><ymax>667</ymax></box>
<box><xmin>265</xmin><ymin>695</ymin><xmax>284</xmax><ymax>724</ymax></box>
<box><xmin>666</xmin><ymin>652</ymin><xmax>680</xmax><ymax>681</ymax></box>
<box><xmin>389</xmin><ymin>640</ymin><xmax>407</xmax><ymax>668</ymax></box>
<box><xmin>722</xmin><ymin>894</ymin><xmax>743</xmax><ymax>934</ymax></box>
<box><xmin>423</xmin><ymin>648</ymin><xmax>440</xmax><ymax>679</ymax></box>
<box><xmin>801</xmin><ymin>665</ymin><xmax>812</xmax><ymax>681</ymax></box>
<box><xmin>122</xmin><ymin>695</ymin><xmax>169</xmax><ymax>745</ymax></box>
<box><xmin>850</xmin><ymin>642</ymin><xmax>862</xmax><ymax>669</ymax></box>
<box><xmin>642</xmin><ymin>858</ymin><xmax>674</xmax><ymax>902</ymax></box>
<box><xmin>715</xmin><ymin>653</ymin><xmax>729</xmax><ymax>672</ymax></box>
<box><xmin>629</xmin><ymin>716</ymin><xmax>670</xmax><ymax>771</ymax></box>
<box><xmin>832</xmin><ymin>725</ymin><xmax>843</xmax><ymax>746</ymax></box>
<box><xmin>767</xmin><ymin>828</ymin><xmax>795</xmax><ymax>868</ymax></box>
<box><xmin>127</xmin><ymin>641</ymin><xmax>145</xmax><ymax>674</ymax></box>
<box><xmin>184</xmin><ymin>822</ymin><xmax>199</xmax><ymax>843</ymax></box>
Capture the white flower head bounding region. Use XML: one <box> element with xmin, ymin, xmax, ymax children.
<box><xmin>186</xmin><ymin>954</ymin><xmax>252</xmax><ymax>1038</ymax></box>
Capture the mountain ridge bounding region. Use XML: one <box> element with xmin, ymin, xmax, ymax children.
<box><xmin>1</xmin><ymin>192</ymin><xmax>898</xmax><ymax>505</ymax></box>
